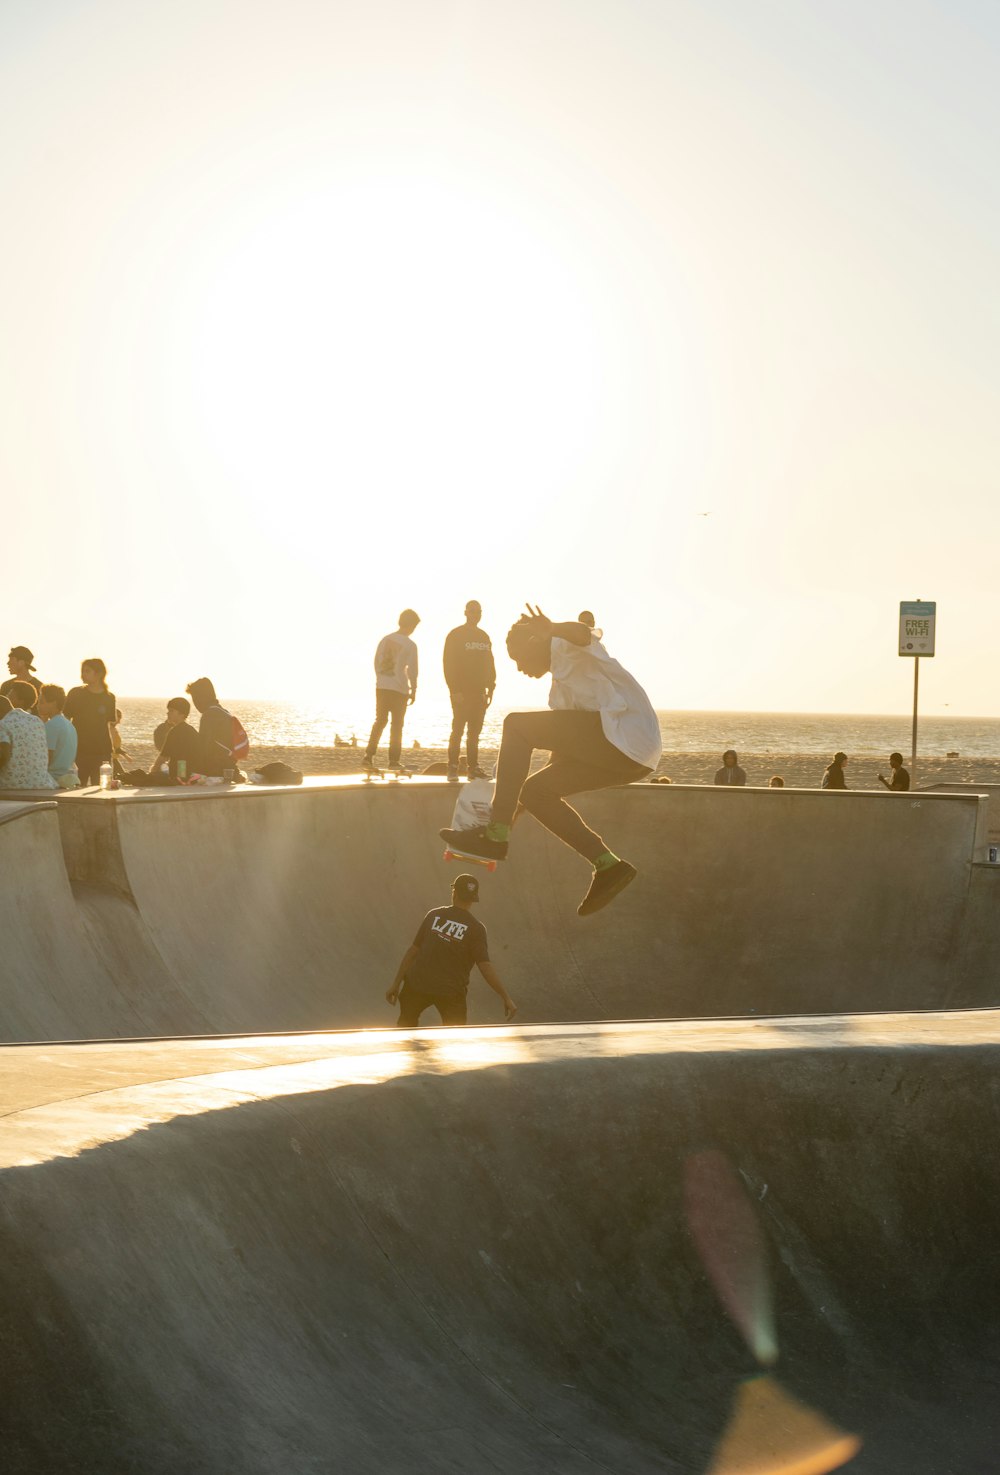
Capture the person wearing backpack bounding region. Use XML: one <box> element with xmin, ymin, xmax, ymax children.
<box><xmin>186</xmin><ymin>677</ymin><xmax>250</xmax><ymax>781</ymax></box>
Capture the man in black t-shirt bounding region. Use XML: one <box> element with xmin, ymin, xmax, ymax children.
<box><xmin>878</xmin><ymin>752</ymin><xmax>911</xmax><ymax>792</ymax></box>
<box><xmin>385</xmin><ymin>874</ymin><xmax>517</xmax><ymax>1027</ymax></box>
<box><xmin>148</xmin><ymin>697</ymin><xmax>209</xmax><ymax>782</ymax></box>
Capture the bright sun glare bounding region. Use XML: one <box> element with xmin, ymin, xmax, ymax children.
<box><xmin>177</xmin><ymin>173</ymin><xmax>605</xmax><ymax>565</ymax></box>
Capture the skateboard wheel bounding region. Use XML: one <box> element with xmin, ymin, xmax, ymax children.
<box><xmin>444</xmin><ymin>850</ymin><xmax>455</xmax><ymax>861</ymax></box>
<box><xmin>486</xmin><ymin>861</ymin><xmax>497</xmax><ymax>873</ymax></box>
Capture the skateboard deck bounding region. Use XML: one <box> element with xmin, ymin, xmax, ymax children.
<box><xmin>443</xmin><ymin>846</ymin><xmax>498</xmax><ymax>873</ymax></box>
<box><xmin>363</xmin><ymin>766</ymin><xmax>412</xmax><ymax>781</ymax></box>
<box><xmin>441</xmin><ymin>776</ymin><xmax>497</xmax><ymax>871</ymax></box>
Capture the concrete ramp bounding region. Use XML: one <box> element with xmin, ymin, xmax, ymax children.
<box><xmin>0</xmin><ymin>800</ymin><xmax>208</xmax><ymax>1040</ymax></box>
<box><xmin>1</xmin><ymin>1013</ymin><xmax>998</xmax><ymax>1471</ymax></box>
<box><xmin>2</xmin><ymin>779</ymin><xmax>1000</xmax><ymax>1039</ymax></box>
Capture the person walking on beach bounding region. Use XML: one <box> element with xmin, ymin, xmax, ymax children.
<box><xmin>443</xmin><ymin>600</ymin><xmax>496</xmax><ymax>781</ymax></box>
<box><xmin>1</xmin><ymin>647</ymin><xmax>42</xmax><ymax>707</ymax></box>
<box><xmin>65</xmin><ymin>659</ymin><xmax>116</xmax><ymax>786</ymax></box>
<box><xmin>385</xmin><ymin>873</ymin><xmax>517</xmax><ymax>1026</ymax></box>
<box><xmin>440</xmin><ymin>605</ymin><xmax>661</xmax><ymax>917</ymax></box>
<box><xmin>878</xmin><ymin>752</ymin><xmax>910</xmax><ymax>791</ymax></box>
<box><xmin>822</xmin><ymin>752</ymin><xmax>849</xmax><ymax>789</ymax></box>
<box><xmin>363</xmin><ymin>609</ymin><xmax>419</xmax><ymax>773</ymax></box>
<box><xmin>714</xmin><ymin>750</ymin><xmax>746</xmax><ymax>786</ymax></box>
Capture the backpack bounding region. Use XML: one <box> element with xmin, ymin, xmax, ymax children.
<box><xmin>255</xmin><ymin>761</ymin><xmax>302</xmax><ymax>786</ymax></box>
<box><xmin>229</xmin><ymin>713</ymin><xmax>250</xmax><ymax>764</ymax></box>
<box><xmin>205</xmin><ymin>705</ymin><xmax>250</xmax><ymax>765</ymax></box>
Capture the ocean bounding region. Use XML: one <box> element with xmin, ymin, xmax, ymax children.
<box><xmin>115</xmin><ymin>700</ymin><xmax>1000</xmax><ymax>760</ymax></box>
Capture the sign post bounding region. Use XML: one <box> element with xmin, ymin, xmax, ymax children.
<box><xmin>898</xmin><ymin>600</ymin><xmax>936</xmax><ymax>785</ymax></box>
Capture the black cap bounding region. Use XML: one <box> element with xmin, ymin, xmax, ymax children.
<box><xmin>9</xmin><ymin>646</ymin><xmax>34</xmax><ymax>670</ymax></box>
<box><xmin>452</xmin><ymin>873</ymin><xmax>480</xmax><ymax>901</ymax></box>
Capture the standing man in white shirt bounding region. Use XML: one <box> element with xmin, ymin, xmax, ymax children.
<box><xmin>363</xmin><ymin>609</ymin><xmax>420</xmax><ymax>773</ymax></box>
<box><xmin>441</xmin><ymin>605</ymin><xmax>661</xmax><ymax>916</ymax></box>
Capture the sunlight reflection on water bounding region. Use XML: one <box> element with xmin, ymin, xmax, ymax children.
<box><xmin>116</xmin><ymin>699</ymin><xmax>1000</xmax><ymax>758</ymax></box>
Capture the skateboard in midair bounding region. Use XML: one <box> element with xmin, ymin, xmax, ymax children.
<box><xmin>442</xmin><ymin>777</ymin><xmax>498</xmax><ymax>871</ymax></box>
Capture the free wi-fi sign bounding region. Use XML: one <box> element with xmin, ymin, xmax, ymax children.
<box><xmin>898</xmin><ymin>600</ymin><xmax>936</xmax><ymax>657</ymax></box>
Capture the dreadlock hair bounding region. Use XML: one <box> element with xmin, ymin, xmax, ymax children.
<box><xmin>505</xmin><ymin>615</ymin><xmax>535</xmax><ymax>660</ymax></box>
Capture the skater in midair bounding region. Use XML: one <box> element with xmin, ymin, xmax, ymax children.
<box><xmin>441</xmin><ymin>605</ymin><xmax>661</xmax><ymax>916</ymax></box>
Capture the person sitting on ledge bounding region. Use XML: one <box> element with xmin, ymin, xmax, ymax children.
<box><xmin>186</xmin><ymin>677</ymin><xmax>248</xmax><ymax>781</ymax></box>
<box><xmin>150</xmin><ymin>697</ymin><xmax>209</xmax><ymax>782</ymax></box>
<box><xmin>37</xmin><ymin>685</ymin><xmax>80</xmax><ymax>789</ymax></box>
<box><xmin>0</xmin><ymin>680</ymin><xmax>55</xmax><ymax>789</ymax></box>
<box><xmin>117</xmin><ymin>697</ymin><xmax>208</xmax><ymax>787</ymax></box>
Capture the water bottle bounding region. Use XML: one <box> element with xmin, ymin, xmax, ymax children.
<box><xmin>99</xmin><ymin>761</ymin><xmax>113</xmax><ymax>790</ymax></box>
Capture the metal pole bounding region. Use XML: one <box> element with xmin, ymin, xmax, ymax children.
<box><xmin>911</xmin><ymin>656</ymin><xmax>919</xmax><ymax>786</ymax></box>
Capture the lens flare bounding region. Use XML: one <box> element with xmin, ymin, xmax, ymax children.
<box><xmin>707</xmin><ymin>1375</ymin><xmax>861</xmax><ymax>1475</ymax></box>
<box><xmin>684</xmin><ymin>1149</ymin><xmax>778</xmax><ymax>1365</ymax></box>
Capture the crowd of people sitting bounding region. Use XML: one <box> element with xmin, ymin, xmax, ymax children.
<box><xmin>0</xmin><ymin>645</ymin><xmax>249</xmax><ymax>792</ymax></box>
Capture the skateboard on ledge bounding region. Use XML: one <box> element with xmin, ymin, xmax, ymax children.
<box><xmin>363</xmin><ymin>764</ymin><xmax>413</xmax><ymax>782</ymax></box>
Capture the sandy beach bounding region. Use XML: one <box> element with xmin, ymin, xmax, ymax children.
<box><xmin>118</xmin><ymin>740</ymin><xmax>1000</xmax><ymax>791</ymax></box>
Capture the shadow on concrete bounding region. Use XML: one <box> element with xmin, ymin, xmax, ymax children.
<box><xmin>2</xmin><ymin>1032</ymin><xmax>999</xmax><ymax>1472</ymax></box>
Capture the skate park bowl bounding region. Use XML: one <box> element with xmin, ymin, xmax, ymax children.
<box><xmin>2</xmin><ymin>780</ymin><xmax>1000</xmax><ymax>1470</ymax></box>
<box><xmin>1</xmin><ymin>777</ymin><xmax>999</xmax><ymax>1038</ymax></box>
<box><xmin>3</xmin><ymin>1013</ymin><xmax>1000</xmax><ymax>1472</ymax></box>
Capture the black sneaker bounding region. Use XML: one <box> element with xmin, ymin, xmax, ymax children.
<box><xmin>577</xmin><ymin>861</ymin><xmax>637</xmax><ymax>917</ymax></box>
<box><xmin>439</xmin><ymin>825</ymin><xmax>509</xmax><ymax>861</ymax></box>
<box><xmin>361</xmin><ymin>755</ymin><xmax>375</xmax><ymax>770</ymax></box>
<box><xmin>469</xmin><ymin>766</ymin><xmax>489</xmax><ymax>780</ymax></box>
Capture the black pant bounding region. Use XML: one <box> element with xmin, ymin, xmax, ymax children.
<box><xmin>397</xmin><ymin>984</ymin><xmax>467</xmax><ymax>1027</ymax></box>
<box><xmin>447</xmin><ymin>692</ymin><xmax>487</xmax><ymax>769</ymax></box>
<box><xmin>365</xmin><ymin>689</ymin><xmax>407</xmax><ymax>766</ymax></box>
<box><xmin>76</xmin><ymin>753</ymin><xmax>109</xmax><ymax>786</ymax></box>
<box><xmin>492</xmin><ymin>710</ymin><xmax>650</xmax><ymax>861</ymax></box>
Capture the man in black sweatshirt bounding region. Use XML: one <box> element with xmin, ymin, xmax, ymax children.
<box><xmin>443</xmin><ymin>600</ymin><xmax>496</xmax><ymax>781</ymax></box>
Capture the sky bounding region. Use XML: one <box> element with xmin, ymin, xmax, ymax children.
<box><xmin>2</xmin><ymin>0</ymin><xmax>999</xmax><ymax>714</ymax></box>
